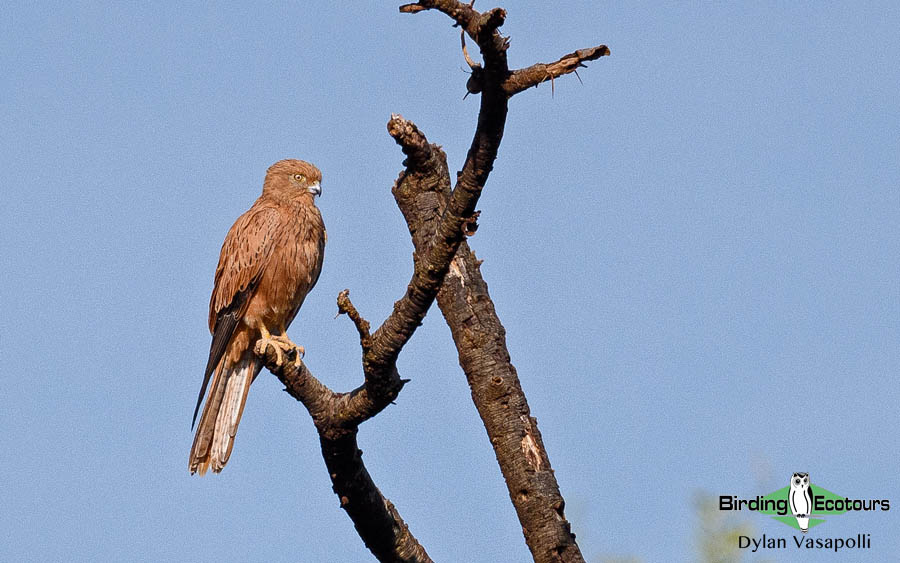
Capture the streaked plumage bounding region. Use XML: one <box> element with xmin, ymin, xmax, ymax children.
<box><xmin>189</xmin><ymin>159</ymin><xmax>325</xmax><ymax>475</ymax></box>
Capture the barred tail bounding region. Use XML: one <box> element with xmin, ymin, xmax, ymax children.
<box><xmin>189</xmin><ymin>355</ymin><xmax>259</xmax><ymax>475</ymax></box>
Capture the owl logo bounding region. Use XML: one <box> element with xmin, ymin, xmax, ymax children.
<box><xmin>789</xmin><ymin>472</ymin><xmax>813</xmax><ymax>533</ymax></box>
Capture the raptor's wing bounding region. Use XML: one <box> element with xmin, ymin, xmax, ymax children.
<box><xmin>191</xmin><ymin>204</ymin><xmax>282</xmax><ymax>428</ymax></box>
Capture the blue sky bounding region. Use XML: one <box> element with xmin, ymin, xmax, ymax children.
<box><xmin>1</xmin><ymin>2</ymin><xmax>898</xmax><ymax>562</ymax></box>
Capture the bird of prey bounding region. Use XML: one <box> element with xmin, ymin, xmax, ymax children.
<box><xmin>189</xmin><ymin>159</ymin><xmax>326</xmax><ymax>475</ymax></box>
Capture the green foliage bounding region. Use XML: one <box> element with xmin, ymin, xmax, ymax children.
<box><xmin>595</xmin><ymin>491</ymin><xmax>774</xmax><ymax>563</ymax></box>
<box><xmin>693</xmin><ymin>492</ymin><xmax>768</xmax><ymax>563</ymax></box>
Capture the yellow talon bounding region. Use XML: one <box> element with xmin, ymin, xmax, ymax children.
<box><xmin>257</xmin><ymin>327</ymin><xmax>284</xmax><ymax>366</ymax></box>
<box><xmin>256</xmin><ymin>327</ymin><xmax>304</xmax><ymax>367</ymax></box>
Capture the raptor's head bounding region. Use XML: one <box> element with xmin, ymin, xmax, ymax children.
<box><xmin>264</xmin><ymin>159</ymin><xmax>322</xmax><ymax>198</ymax></box>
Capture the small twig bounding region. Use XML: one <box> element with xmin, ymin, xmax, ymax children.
<box><xmin>399</xmin><ymin>3</ymin><xmax>427</xmax><ymax>13</ymax></box>
<box><xmin>460</xmin><ymin>29</ymin><xmax>478</xmax><ymax>69</ymax></box>
<box><xmin>337</xmin><ymin>289</ymin><xmax>372</xmax><ymax>351</ymax></box>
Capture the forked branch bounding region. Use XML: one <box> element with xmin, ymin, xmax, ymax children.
<box><xmin>393</xmin><ymin>2</ymin><xmax>607</xmax><ymax>563</ymax></box>
<box><xmin>256</xmin><ymin>2</ymin><xmax>607</xmax><ymax>562</ymax></box>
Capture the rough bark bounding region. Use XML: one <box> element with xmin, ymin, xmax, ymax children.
<box><xmin>251</xmin><ymin>2</ymin><xmax>608</xmax><ymax>561</ymax></box>
<box><xmin>390</xmin><ymin>122</ymin><xmax>582</xmax><ymax>563</ymax></box>
<box><xmin>258</xmin><ymin>346</ymin><xmax>432</xmax><ymax>563</ymax></box>
<box><xmin>391</xmin><ymin>3</ymin><xmax>608</xmax><ymax>561</ymax></box>
<box><xmin>257</xmin><ymin>95</ymin><xmax>497</xmax><ymax>557</ymax></box>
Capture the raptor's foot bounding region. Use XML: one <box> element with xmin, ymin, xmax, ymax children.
<box><xmin>255</xmin><ymin>333</ymin><xmax>304</xmax><ymax>368</ymax></box>
<box><xmin>270</xmin><ymin>334</ymin><xmax>305</xmax><ymax>367</ymax></box>
<box><xmin>255</xmin><ymin>335</ymin><xmax>284</xmax><ymax>366</ymax></box>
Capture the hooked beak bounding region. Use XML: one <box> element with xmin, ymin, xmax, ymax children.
<box><xmin>308</xmin><ymin>182</ymin><xmax>322</xmax><ymax>197</ymax></box>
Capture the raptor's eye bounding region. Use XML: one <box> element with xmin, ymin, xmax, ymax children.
<box><xmin>293</xmin><ymin>174</ymin><xmax>305</xmax><ymax>182</ymax></box>
<box><xmin>795</xmin><ymin>479</ymin><xmax>800</xmax><ymax>485</ymax></box>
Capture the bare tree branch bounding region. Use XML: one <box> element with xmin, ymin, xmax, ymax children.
<box><xmin>504</xmin><ymin>46</ymin><xmax>610</xmax><ymax>96</ymax></box>
<box><xmin>392</xmin><ymin>3</ymin><xmax>608</xmax><ymax>562</ymax></box>
<box><xmin>251</xmin><ymin>2</ymin><xmax>606</xmax><ymax>561</ymax></box>
<box><xmin>337</xmin><ymin>289</ymin><xmax>372</xmax><ymax>353</ymax></box>
<box><xmin>256</xmin><ymin>345</ymin><xmax>432</xmax><ymax>563</ymax></box>
<box><xmin>253</xmin><ymin>1</ymin><xmax>514</xmax><ymax>555</ymax></box>
<box><xmin>390</xmin><ymin>122</ymin><xmax>585</xmax><ymax>563</ymax></box>
<box><xmin>320</xmin><ymin>432</ymin><xmax>432</xmax><ymax>563</ymax></box>
<box><xmin>365</xmin><ymin>0</ymin><xmax>512</xmax><ymax>377</ymax></box>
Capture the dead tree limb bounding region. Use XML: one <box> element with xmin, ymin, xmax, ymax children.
<box><xmin>258</xmin><ymin>93</ymin><xmax>498</xmax><ymax>556</ymax></box>
<box><xmin>253</xmin><ymin>2</ymin><xmax>606</xmax><ymax>561</ymax></box>
<box><xmin>393</xmin><ymin>2</ymin><xmax>609</xmax><ymax>562</ymax></box>
<box><xmin>390</xmin><ymin>118</ymin><xmax>585</xmax><ymax>563</ymax></box>
<box><xmin>256</xmin><ymin>29</ymin><xmax>509</xmax><ymax>554</ymax></box>
<box><xmin>257</xmin><ymin>344</ymin><xmax>430</xmax><ymax>563</ymax></box>
<box><xmin>253</xmin><ymin>4</ymin><xmax>517</xmax><ymax>558</ymax></box>
<box><xmin>503</xmin><ymin>46</ymin><xmax>611</xmax><ymax>96</ymax></box>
